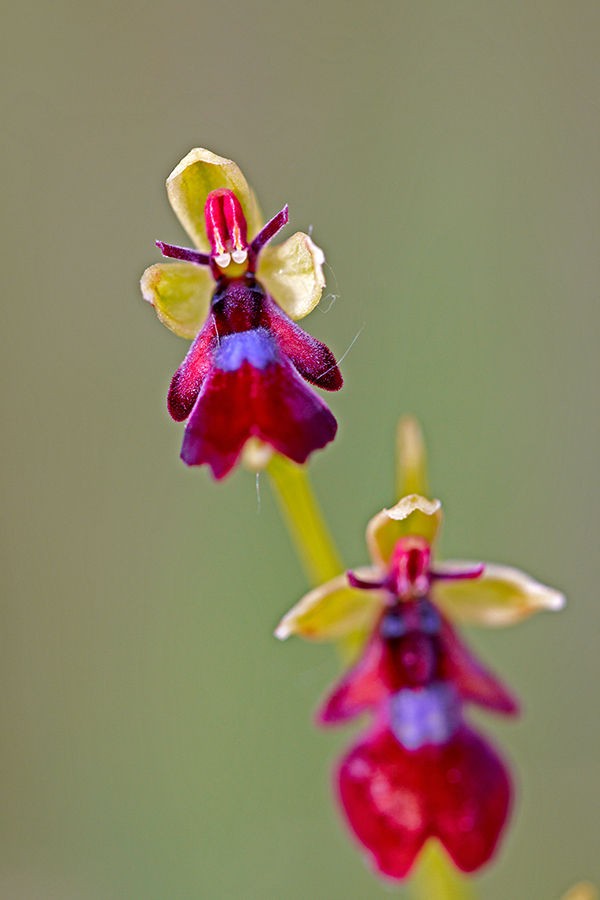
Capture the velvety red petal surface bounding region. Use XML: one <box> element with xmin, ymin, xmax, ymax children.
<box><xmin>337</xmin><ymin>724</ymin><xmax>511</xmax><ymax>879</ymax></box>
<box><xmin>264</xmin><ymin>296</ymin><xmax>342</xmax><ymax>390</ymax></box>
<box><xmin>318</xmin><ymin>634</ymin><xmax>389</xmax><ymax>725</ymax></box>
<box><xmin>167</xmin><ymin>317</ymin><xmax>216</xmax><ymax>421</ymax></box>
<box><xmin>180</xmin><ymin>357</ymin><xmax>337</xmax><ymax>478</ymax></box>
<box><xmin>439</xmin><ymin>619</ymin><xmax>519</xmax><ymax>715</ymax></box>
<box><xmin>254</xmin><ymin>357</ymin><xmax>337</xmax><ymax>459</ymax></box>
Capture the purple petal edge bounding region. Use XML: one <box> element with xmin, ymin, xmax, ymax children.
<box><xmin>156</xmin><ymin>241</ymin><xmax>211</xmax><ymax>266</ymax></box>
<box><xmin>250</xmin><ymin>205</ymin><xmax>289</xmax><ymax>255</ymax></box>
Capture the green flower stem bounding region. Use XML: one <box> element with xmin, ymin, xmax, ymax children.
<box><xmin>410</xmin><ymin>842</ymin><xmax>479</xmax><ymax>900</ymax></box>
<box><xmin>267</xmin><ymin>453</ymin><xmax>479</xmax><ymax>900</ymax></box>
<box><xmin>266</xmin><ymin>453</ymin><xmax>343</xmax><ymax>586</ymax></box>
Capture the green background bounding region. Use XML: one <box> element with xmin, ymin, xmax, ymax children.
<box><xmin>2</xmin><ymin>1</ymin><xmax>598</xmax><ymax>897</ymax></box>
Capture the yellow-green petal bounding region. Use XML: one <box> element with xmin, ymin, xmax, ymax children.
<box><xmin>140</xmin><ymin>262</ymin><xmax>213</xmax><ymax>338</ymax></box>
<box><xmin>366</xmin><ymin>495</ymin><xmax>442</xmax><ymax>567</ymax></box>
<box><xmin>431</xmin><ymin>562</ymin><xmax>566</xmax><ymax>627</ymax></box>
<box><xmin>166</xmin><ymin>148</ymin><xmax>263</xmax><ymax>252</ymax></box>
<box><xmin>275</xmin><ymin>568</ymin><xmax>384</xmax><ymax>641</ymax></box>
<box><xmin>257</xmin><ymin>233</ymin><xmax>326</xmax><ymax>320</ymax></box>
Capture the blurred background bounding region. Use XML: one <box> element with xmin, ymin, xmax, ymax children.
<box><xmin>2</xmin><ymin>1</ymin><xmax>599</xmax><ymax>898</ymax></box>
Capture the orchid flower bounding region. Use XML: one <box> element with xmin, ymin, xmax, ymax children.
<box><xmin>277</xmin><ymin>417</ymin><xmax>565</xmax><ymax>879</ymax></box>
<box><xmin>141</xmin><ymin>149</ymin><xmax>342</xmax><ymax>478</ymax></box>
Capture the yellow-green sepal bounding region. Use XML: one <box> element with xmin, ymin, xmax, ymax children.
<box><xmin>167</xmin><ymin>148</ymin><xmax>263</xmax><ymax>252</ymax></box>
<box><xmin>258</xmin><ymin>233</ymin><xmax>326</xmax><ymax>320</ymax></box>
<box><xmin>275</xmin><ymin>568</ymin><xmax>384</xmax><ymax>641</ymax></box>
<box><xmin>140</xmin><ymin>261</ymin><xmax>213</xmax><ymax>338</ymax></box>
<box><xmin>366</xmin><ymin>495</ymin><xmax>442</xmax><ymax>568</ymax></box>
<box><xmin>431</xmin><ymin>562</ymin><xmax>566</xmax><ymax>626</ymax></box>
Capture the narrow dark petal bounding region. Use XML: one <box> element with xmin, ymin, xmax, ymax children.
<box><xmin>439</xmin><ymin>619</ymin><xmax>519</xmax><ymax>715</ymax></box>
<box><xmin>264</xmin><ymin>295</ymin><xmax>343</xmax><ymax>390</ymax></box>
<box><xmin>318</xmin><ymin>635</ymin><xmax>389</xmax><ymax>725</ymax></box>
<box><xmin>431</xmin><ymin>563</ymin><xmax>485</xmax><ymax>581</ymax></box>
<box><xmin>250</xmin><ymin>205</ymin><xmax>289</xmax><ymax>255</ymax></box>
<box><xmin>337</xmin><ymin>723</ymin><xmax>511</xmax><ymax>879</ymax></box>
<box><xmin>347</xmin><ymin>570</ymin><xmax>387</xmax><ymax>591</ymax></box>
<box><xmin>167</xmin><ymin>317</ymin><xmax>216</xmax><ymax>421</ymax></box>
<box><xmin>156</xmin><ymin>241</ymin><xmax>211</xmax><ymax>266</ymax></box>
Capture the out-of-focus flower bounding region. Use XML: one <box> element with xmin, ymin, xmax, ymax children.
<box><xmin>141</xmin><ymin>149</ymin><xmax>342</xmax><ymax>478</ymax></box>
<box><xmin>277</xmin><ymin>417</ymin><xmax>565</xmax><ymax>879</ymax></box>
<box><xmin>562</xmin><ymin>881</ymin><xmax>598</xmax><ymax>900</ymax></box>
<box><xmin>560</xmin><ymin>884</ymin><xmax>599</xmax><ymax>900</ymax></box>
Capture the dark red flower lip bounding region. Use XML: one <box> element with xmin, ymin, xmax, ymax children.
<box><xmin>166</xmin><ymin>278</ymin><xmax>342</xmax><ymax>478</ymax></box>
<box><xmin>337</xmin><ymin>722</ymin><xmax>512</xmax><ymax>879</ymax></box>
<box><xmin>317</xmin><ymin>582</ymin><xmax>518</xmax><ymax>878</ymax></box>
<box><xmin>179</xmin><ymin>345</ymin><xmax>338</xmax><ymax>479</ymax></box>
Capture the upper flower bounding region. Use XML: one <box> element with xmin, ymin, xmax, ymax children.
<box><xmin>141</xmin><ymin>149</ymin><xmax>342</xmax><ymax>478</ymax></box>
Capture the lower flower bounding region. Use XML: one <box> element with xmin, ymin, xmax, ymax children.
<box><xmin>276</xmin><ymin>417</ymin><xmax>565</xmax><ymax>881</ymax></box>
<box><xmin>317</xmin><ymin>594</ymin><xmax>516</xmax><ymax>879</ymax></box>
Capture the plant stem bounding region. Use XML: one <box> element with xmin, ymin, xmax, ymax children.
<box><xmin>266</xmin><ymin>454</ymin><xmax>343</xmax><ymax>586</ymax></box>
<box><xmin>409</xmin><ymin>841</ymin><xmax>479</xmax><ymax>900</ymax></box>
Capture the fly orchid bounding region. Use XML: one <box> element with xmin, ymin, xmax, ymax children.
<box><xmin>277</xmin><ymin>418</ymin><xmax>565</xmax><ymax>879</ymax></box>
<box><xmin>141</xmin><ymin>149</ymin><xmax>342</xmax><ymax>478</ymax></box>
